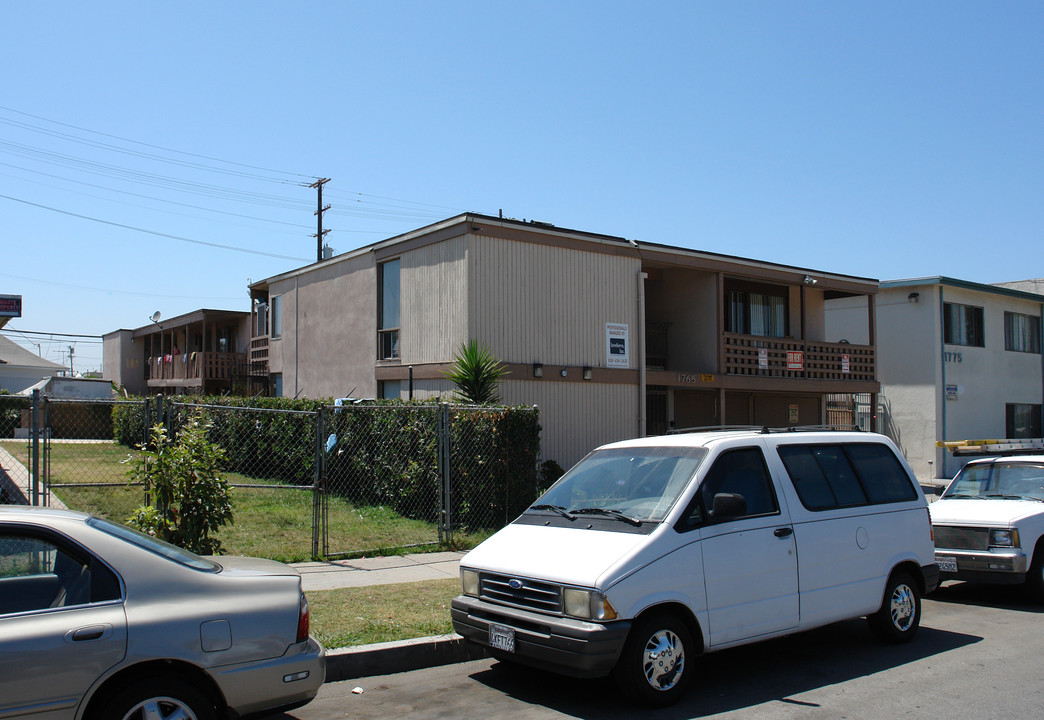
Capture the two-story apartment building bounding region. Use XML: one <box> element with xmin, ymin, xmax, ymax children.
<box><xmin>103</xmin><ymin>309</ymin><xmax>252</xmax><ymax>396</ymax></box>
<box><xmin>249</xmin><ymin>213</ymin><xmax>879</xmax><ymax>467</ymax></box>
<box><xmin>827</xmin><ymin>277</ymin><xmax>1044</xmax><ymax>479</ymax></box>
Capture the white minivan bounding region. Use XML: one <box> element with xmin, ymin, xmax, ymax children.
<box><xmin>451</xmin><ymin>429</ymin><xmax>939</xmax><ymax>706</ymax></box>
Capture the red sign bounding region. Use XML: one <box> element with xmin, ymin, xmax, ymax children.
<box><xmin>0</xmin><ymin>294</ymin><xmax>21</xmax><ymax>318</ymax></box>
<box><xmin>842</xmin><ymin>353</ymin><xmax>850</xmax><ymax>374</ymax></box>
<box><xmin>787</xmin><ymin>350</ymin><xmax>804</xmax><ymax>370</ymax></box>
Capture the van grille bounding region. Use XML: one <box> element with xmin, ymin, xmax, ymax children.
<box><xmin>479</xmin><ymin>573</ymin><xmax>562</xmax><ymax>614</ymax></box>
<box><xmin>934</xmin><ymin>525</ymin><xmax>989</xmax><ymax>551</ymax></box>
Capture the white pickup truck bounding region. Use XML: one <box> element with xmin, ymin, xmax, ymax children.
<box><xmin>930</xmin><ymin>455</ymin><xmax>1044</xmax><ymax>599</ymax></box>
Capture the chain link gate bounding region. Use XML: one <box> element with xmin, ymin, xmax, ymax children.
<box><xmin>5</xmin><ymin>394</ymin><xmax>541</xmax><ymax>563</ymax></box>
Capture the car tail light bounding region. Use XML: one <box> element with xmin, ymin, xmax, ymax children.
<box><xmin>926</xmin><ymin>508</ymin><xmax>934</xmax><ymax>542</ymax></box>
<box><xmin>297</xmin><ymin>595</ymin><xmax>310</xmax><ymax>643</ymax></box>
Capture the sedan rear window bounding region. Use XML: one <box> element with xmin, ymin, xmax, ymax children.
<box><xmin>88</xmin><ymin>517</ymin><xmax>220</xmax><ymax>572</ymax></box>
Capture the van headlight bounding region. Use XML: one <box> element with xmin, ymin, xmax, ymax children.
<box><xmin>461</xmin><ymin>568</ymin><xmax>480</xmax><ymax>596</ymax></box>
<box><xmin>563</xmin><ymin>588</ymin><xmax>618</xmax><ymax>621</ymax></box>
<box><xmin>989</xmin><ymin>529</ymin><xmax>1020</xmax><ymax>548</ymax></box>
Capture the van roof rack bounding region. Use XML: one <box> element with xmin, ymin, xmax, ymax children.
<box><xmin>668</xmin><ymin>424</ymin><xmax>861</xmax><ymax>436</ymax></box>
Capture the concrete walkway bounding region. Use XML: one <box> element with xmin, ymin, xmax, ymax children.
<box><xmin>294</xmin><ymin>551</ymin><xmax>464</xmax><ymax>592</ymax></box>
<box><xmin>0</xmin><ymin>445</ymin><xmax>66</xmax><ymax>508</ymax></box>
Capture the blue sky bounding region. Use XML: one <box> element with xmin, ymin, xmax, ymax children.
<box><xmin>2</xmin><ymin>1</ymin><xmax>1042</xmax><ymax>372</ymax></box>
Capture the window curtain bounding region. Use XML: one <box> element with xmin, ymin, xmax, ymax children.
<box><xmin>750</xmin><ymin>293</ymin><xmax>785</xmax><ymax>337</ymax></box>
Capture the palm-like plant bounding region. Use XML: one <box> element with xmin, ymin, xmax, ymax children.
<box><xmin>445</xmin><ymin>340</ymin><xmax>508</xmax><ymax>404</ymax></box>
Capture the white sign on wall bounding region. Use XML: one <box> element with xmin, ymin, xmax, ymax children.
<box><xmin>606</xmin><ymin>323</ymin><xmax>629</xmax><ymax>368</ymax></box>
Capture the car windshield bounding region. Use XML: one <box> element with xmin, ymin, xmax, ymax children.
<box><xmin>530</xmin><ymin>446</ymin><xmax>708</xmax><ymax>523</ymax></box>
<box><xmin>88</xmin><ymin>516</ymin><xmax>221</xmax><ymax>571</ymax></box>
<box><xmin>942</xmin><ymin>462</ymin><xmax>1044</xmax><ymax>502</ymax></box>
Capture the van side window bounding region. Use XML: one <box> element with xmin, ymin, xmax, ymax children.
<box><xmin>778</xmin><ymin>443</ymin><xmax>916</xmax><ymax>510</ymax></box>
<box><xmin>696</xmin><ymin>448</ymin><xmax>779</xmax><ymax>522</ymax></box>
<box><xmin>844</xmin><ymin>444</ymin><xmax>918</xmax><ymax>503</ymax></box>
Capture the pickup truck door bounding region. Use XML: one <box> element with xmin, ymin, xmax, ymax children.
<box><xmin>696</xmin><ymin>447</ymin><xmax>799</xmax><ymax>647</ymax></box>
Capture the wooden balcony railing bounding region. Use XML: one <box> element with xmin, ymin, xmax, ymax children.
<box><xmin>147</xmin><ymin>352</ymin><xmax>247</xmax><ymax>383</ymax></box>
<box><xmin>723</xmin><ymin>333</ymin><xmax>875</xmax><ymax>382</ymax></box>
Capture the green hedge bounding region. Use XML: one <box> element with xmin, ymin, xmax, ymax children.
<box><xmin>113</xmin><ymin>396</ymin><xmax>542</xmax><ymax>531</ymax></box>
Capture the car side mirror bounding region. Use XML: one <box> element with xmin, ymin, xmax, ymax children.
<box><xmin>934</xmin><ymin>485</ymin><xmax>944</xmax><ymax>496</ymax></box>
<box><xmin>711</xmin><ymin>492</ymin><xmax>747</xmax><ymax>519</ymax></box>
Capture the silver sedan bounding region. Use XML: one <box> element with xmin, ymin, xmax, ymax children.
<box><xmin>0</xmin><ymin>505</ymin><xmax>325</xmax><ymax>719</ymax></box>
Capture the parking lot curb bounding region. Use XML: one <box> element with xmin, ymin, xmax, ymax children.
<box><xmin>324</xmin><ymin>633</ymin><xmax>489</xmax><ymax>683</ymax></box>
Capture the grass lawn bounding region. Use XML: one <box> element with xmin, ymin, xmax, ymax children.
<box><xmin>307</xmin><ymin>578</ymin><xmax>459</xmax><ymax>649</ymax></box>
<box><xmin>0</xmin><ymin>440</ymin><xmax>486</xmax><ymax>562</ymax></box>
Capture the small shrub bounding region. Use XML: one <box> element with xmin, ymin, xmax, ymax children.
<box><xmin>126</xmin><ymin>415</ymin><xmax>233</xmax><ymax>555</ymax></box>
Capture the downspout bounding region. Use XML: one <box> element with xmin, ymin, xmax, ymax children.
<box><xmin>939</xmin><ymin>286</ymin><xmax>947</xmax><ymax>479</ymax></box>
<box><xmin>294</xmin><ymin>276</ymin><xmax>300</xmax><ymax>398</ymax></box>
<box><xmin>638</xmin><ymin>271</ymin><xmax>648</xmax><ymax>437</ymax></box>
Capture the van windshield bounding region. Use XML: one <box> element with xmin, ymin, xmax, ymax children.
<box><xmin>530</xmin><ymin>447</ymin><xmax>708</xmax><ymax>524</ymax></box>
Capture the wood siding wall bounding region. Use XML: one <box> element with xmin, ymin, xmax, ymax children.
<box><xmin>468</xmin><ymin>234</ymin><xmax>640</xmax><ymax>367</ymax></box>
<box><xmin>400</xmin><ymin>235</ymin><xmax>468</xmax><ymax>364</ymax></box>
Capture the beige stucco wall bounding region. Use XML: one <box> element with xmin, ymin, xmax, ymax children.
<box><xmin>102</xmin><ymin>330</ymin><xmax>146</xmax><ymax>395</ymax></box>
<box><xmin>267</xmin><ymin>252</ymin><xmax>378</xmax><ymax>400</ymax></box>
<box><xmin>849</xmin><ymin>284</ymin><xmax>1044</xmax><ymax>479</ymax></box>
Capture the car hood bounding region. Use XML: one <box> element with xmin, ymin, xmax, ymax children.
<box><xmin>459</xmin><ymin>523</ymin><xmax>648</xmax><ymax>588</ymax></box>
<box><xmin>930</xmin><ymin>498</ymin><xmax>1044</xmax><ymax>526</ymax></box>
<box><xmin>210</xmin><ymin>555</ymin><xmax>302</xmax><ymax>578</ymax></box>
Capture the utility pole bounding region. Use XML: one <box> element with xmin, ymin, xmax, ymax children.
<box><xmin>68</xmin><ymin>345</ymin><xmax>75</xmax><ymax>375</ymax></box>
<box><xmin>309</xmin><ymin>178</ymin><xmax>331</xmax><ymax>262</ymax></box>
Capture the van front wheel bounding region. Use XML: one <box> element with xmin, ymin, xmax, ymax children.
<box><xmin>612</xmin><ymin>612</ymin><xmax>693</xmax><ymax>707</ymax></box>
<box><xmin>867</xmin><ymin>572</ymin><xmax>920</xmax><ymax>644</ymax></box>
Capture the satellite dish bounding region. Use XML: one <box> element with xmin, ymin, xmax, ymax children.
<box><xmin>150</xmin><ymin>311</ymin><xmax>161</xmax><ymax>323</ymax></box>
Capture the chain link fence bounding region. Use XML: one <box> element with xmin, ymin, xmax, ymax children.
<box><xmin>2</xmin><ymin>391</ymin><xmax>542</xmax><ymax>562</ymax></box>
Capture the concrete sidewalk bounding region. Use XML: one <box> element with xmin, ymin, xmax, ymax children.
<box><xmin>293</xmin><ymin>551</ymin><xmax>489</xmax><ymax>682</ymax></box>
<box><xmin>294</xmin><ymin>551</ymin><xmax>464</xmax><ymax>592</ymax></box>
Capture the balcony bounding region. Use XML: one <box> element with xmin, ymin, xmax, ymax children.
<box><xmin>723</xmin><ymin>333</ymin><xmax>875</xmax><ymax>382</ymax></box>
<box><xmin>147</xmin><ymin>351</ymin><xmax>248</xmax><ymax>386</ymax></box>
<box><xmin>250</xmin><ymin>335</ymin><xmax>269</xmax><ymax>375</ymax></box>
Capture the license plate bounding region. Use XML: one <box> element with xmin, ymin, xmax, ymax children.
<box><xmin>937</xmin><ymin>555</ymin><xmax>958</xmax><ymax>573</ymax></box>
<box><xmin>489</xmin><ymin>623</ymin><xmax>515</xmax><ymax>653</ymax></box>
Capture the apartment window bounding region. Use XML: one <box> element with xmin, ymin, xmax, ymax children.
<box><xmin>271</xmin><ymin>373</ymin><xmax>283</xmax><ymax>398</ymax></box>
<box><xmin>943</xmin><ymin>302</ymin><xmax>984</xmax><ymax>347</ymax></box>
<box><xmin>270</xmin><ymin>295</ymin><xmax>282</xmax><ymax>340</ymax></box>
<box><xmin>1004</xmin><ymin>312</ymin><xmax>1041</xmax><ymax>354</ymax></box>
<box><xmin>380</xmin><ymin>380</ymin><xmax>401</xmax><ymax>399</ymax></box>
<box><xmin>726</xmin><ymin>285</ymin><xmax>788</xmax><ymax>337</ymax></box>
<box><xmin>378</xmin><ymin>259</ymin><xmax>401</xmax><ymax>360</ymax></box>
<box><xmin>1006</xmin><ymin>404</ymin><xmax>1042</xmax><ymax>439</ymax></box>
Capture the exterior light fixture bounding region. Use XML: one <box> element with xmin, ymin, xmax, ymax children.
<box><xmin>908</xmin><ymin>292</ymin><xmax>920</xmax><ymax>303</ymax></box>
<box><xmin>583</xmin><ymin>366</ymin><xmax>593</xmax><ymax>381</ymax></box>
<box><xmin>533</xmin><ymin>363</ymin><xmax>543</xmax><ymax>378</ymax></box>
<box><xmin>560</xmin><ymin>367</ymin><xmax>568</xmax><ymax>377</ymax></box>
<box><xmin>803</xmin><ymin>275</ymin><xmax>817</xmax><ymax>286</ymax></box>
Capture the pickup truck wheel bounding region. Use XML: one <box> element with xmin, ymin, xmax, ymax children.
<box><xmin>867</xmin><ymin>572</ymin><xmax>920</xmax><ymax>644</ymax></box>
<box><xmin>100</xmin><ymin>678</ymin><xmax>217</xmax><ymax>720</ymax></box>
<box><xmin>1025</xmin><ymin>546</ymin><xmax>1044</xmax><ymax>602</ymax></box>
<box><xmin>612</xmin><ymin>612</ymin><xmax>693</xmax><ymax>707</ymax></box>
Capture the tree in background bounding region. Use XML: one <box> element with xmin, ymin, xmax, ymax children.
<box><xmin>126</xmin><ymin>414</ymin><xmax>233</xmax><ymax>555</ymax></box>
<box><xmin>445</xmin><ymin>340</ymin><xmax>508</xmax><ymax>404</ymax></box>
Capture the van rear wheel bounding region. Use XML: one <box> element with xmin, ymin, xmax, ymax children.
<box><xmin>612</xmin><ymin>612</ymin><xmax>693</xmax><ymax>707</ymax></box>
<box><xmin>867</xmin><ymin>572</ymin><xmax>920</xmax><ymax>644</ymax></box>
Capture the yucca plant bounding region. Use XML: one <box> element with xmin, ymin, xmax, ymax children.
<box><xmin>445</xmin><ymin>340</ymin><xmax>508</xmax><ymax>404</ymax></box>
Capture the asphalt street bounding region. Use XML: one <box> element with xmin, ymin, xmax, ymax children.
<box><xmin>268</xmin><ymin>582</ymin><xmax>1044</xmax><ymax>720</ymax></box>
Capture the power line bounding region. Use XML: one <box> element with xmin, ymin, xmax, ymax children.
<box><xmin>0</xmin><ymin>105</ymin><xmax>313</xmax><ymax>182</ymax></box>
<box><xmin>0</xmin><ymin>193</ymin><xmax>311</xmax><ymax>262</ymax></box>
<box><xmin>3</xmin><ymin>329</ymin><xmax>101</xmax><ymax>338</ymax></box>
<box><xmin>0</xmin><ymin>271</ymin><xmax>242</xmax><ymax>300</ymax></box>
